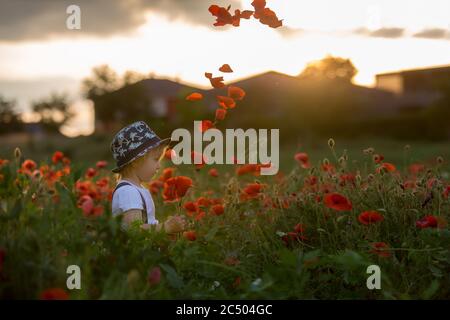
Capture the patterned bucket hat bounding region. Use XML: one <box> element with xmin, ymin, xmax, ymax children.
<box><xmin>110</xmin><ymin>121</ymin><xmax>171</xmax><ymax>173</ymax></box>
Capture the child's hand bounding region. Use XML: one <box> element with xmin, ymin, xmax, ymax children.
<box><xmin>164</xmin><ymin>215</ymin><xmax>187</xmax><ymax>234</ymax></box>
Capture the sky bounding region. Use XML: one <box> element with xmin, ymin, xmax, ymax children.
<box><xmin>0</xmin><ymin>0</ymin><xmax>449</xmax><ymax>136</ymax></box>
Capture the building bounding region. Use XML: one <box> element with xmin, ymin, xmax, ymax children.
<box><xmin>375</xmin><ymin>65</ymin><xmax>450</xmax><ymax>108</ymax></box>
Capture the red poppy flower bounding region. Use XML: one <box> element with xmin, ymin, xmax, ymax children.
<box><xmin>219</xmin><ymin>64</ymin><xmax>233</xmax><ymax>73</ymax></box>
<box><xmin>85</xmin><ymin>168</ymin><xmax>97</xmax><ymax>178</ymax></box>
<box><xmin>183</xmin><ymin>230</ymin><xmax>197</xmax><ymax>241</ymax></box>
<box><xmin>91</xmin><ymin>206</ymin><xmax>104</xmax><ymax>217</ymax></box>
<box><xmin>77</xmin><ymin>195</ymin><xmax>94</xmax><ymax>216</ymax></box>
<box><xmin>373</xmin><ymin>154</ymin><xmax>384</xmax><ymax>164</ymax></box>
<box><xmin>159</xmin><ymin>167</ymin><xmax>175</xmax><ymax>182</ymax></box>
<box><xmin>233</xmin><ymin>276</ymin><xmax>241</xmax><ymax>288</ymax></box>
<box><xmin>96</xmin><ymin>160</ymin><xmax>108</xmax><ymax>169</ymax></box>
<box><xmin>62</xmin><ymin>157</ymin><xmax>71</xmax><ymax>166</ymax></box>
<box><xmin>370</xmin><ymin>242</ymin><xmax>391</xmax><ymax>258</ymax></box>
<box><xmin>358</xmin><ymin>211</ymin><xmax>384</xmax><ymax>225</ymax></box>
<box><xmin>186</xmin><ymin>92</ymin><xmax>203</xmax><ymax>101</ymax></box>
<box><xmin>240</xmin><ymin>183</ymin><xmax>266</xmax><ymax>200</ymax></box>
<box><xmin>294</xmin><ymin>223</ymin><xmax>305</xmax><ymax>233</ymax></box>
<box><xmin>75</xmin><ymin>180</ymin><xmax>92</xmax><ymax>195</ymax></box>
<box><xmin>199</xmin><ymin>120</ymin><xmax>214</xmax><ymax>133</ymax></box>
<box><xmin>294</xmin><ymin>152</ymin><xmax>310</xmax><ymax>168</ymax></box>
<box><xmin>236</xmin><ymin>164</ymin><xmax>261</xmax><ymax>176</ymax></box>
<box><xmin>148</xmin><ymin>180</ymin><xmax>164</xmax><ymax>194</ymax></box>
<box><xmin>416</xmin><ymin>215</ymin><xmax>438</xmax><ymax>229</ymax></box>
<box><xmin>162</xmin><ymin>176</ymin><xmax>193</xmax><ymax>202</ymax></box>
<box><xmin>39</xmin><ymin>288</ymin><xmax>69</xmax><ymax>300</ymax></box>
<box><xmin>321</xmin><ymin>163</ymin><xmax>335</xmax><ymax>173</ymax></box>
<box><xmin>444</xmin><ymin>186</ymin><xmax>450</xmax><ymax>199</ymax></box>
<box><xmin>228</xmin><ymin>86</ymin><xmax>246</xmax><ymax>100</ymax></box>
<box><xmin>408</xmin><ymin>163</ymin><xmax>425</xmax><ymax>175</ymax></box>
<box><xmin>196</xmin><ymin>197</ymin><xmax>211</xmax><ymax>208</ymax></box>
<box><xmin>96</xmin><ymin>177</ymin><xmax>109</xmax><ymax>189</ymax></box>
<box><xmin>323</xmin><ymin>193</ymin><xmax>352</xmax><ymax>211</ymax></box>
<box><xmin>305</xmin><ymin>175</ymin><xmax>318</xmax><ymax>186</ymax></box>
<box><xmin>339</xmin><ymin>173</ymin><xmax>356</xmax><ymax>187</ymax></box>
<box><xmin>402</xmin><ymin>180</ymin><xmax>417</xmax><ymax>190</ymax></box>
<box><xmin>426</xmin><ymin>178</ymin><xmax>438</xmax><ymax>189</ymax></box>
<box><xmin>183</xmin><ymin>201</ymin><xmax>199</xmax><ymax>216</ymax></box>
<box><xmin>244</xmin><ymin>183</ymin><xmax>265</xmax><ymax>195</ymax></box>
<box><xmin>194</xmin><ymin>211</ymin><xmax>206</xmax><ymax>221</ymax></box>
<box><xmin>208</xmin><ymin>168</ymin><xmax>219</xmax><ymax>177</ymax></box>
<box><xmin>147</xmin><ymin>266</ymin><xmax>161</xmax><ymax>286</ymax></box>
<box><xmin>211</xmin><ymin>204</ymin><xmax>225</xmax><ymax>216</ymax></box>
<box><xmin>21</xmin><ymin>159</ymin><xmax>37</xmax><ymax>174</ymax></box>
<box><xmin>52</xmin><ymin>151</ymin><xmax>64</xmax><ymax>164</ymax></box>
<box><xmin>376</xmin><ymin>162</ymin><xmax>396</xmax><ymax>173</ymax></box>
<box><xmin>0</xmin><ymin>159</ymin><xmax>9</xmax><ymax>167</ymax></box>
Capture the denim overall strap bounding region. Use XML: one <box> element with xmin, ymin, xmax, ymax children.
<box><xmin>112</xmin><ymin>181</ymin><xmax>148</xmax><ymax>223</ymax></box>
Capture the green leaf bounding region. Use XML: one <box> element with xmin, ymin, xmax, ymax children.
<box><xmin>9</xmin><ymin>198</ymin><xmax>22</xmax><ymax>219</ymax></box>
<box><xmin>422</xmin><ymin>280</ymin><xmax>439</xmax><ymax>299</ymax></box>
<box><xmin>428</xmin><ymin>265</ymin><xmax>443</xmax><ymax>278</ymax></box>
<box><xmin>204</xmin><ymin>226</ymin><xmax>219</xmax><ymax>241</ymax></box>
<box><xmin>159</xmin><ymin>263</ymin><xmax>184</xmax><ymax>289</ymax></box>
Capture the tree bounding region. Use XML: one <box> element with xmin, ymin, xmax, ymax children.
<box><xmin>81</xmin><ymin>65</ymin><xmax>121</xmax><ymax>100</ymax></box>
<box><xmin>123</xmin><ymin>70</ymin><xmax>148</xmax><ymax>86</ymax></box>
<box><xmin>32</xmin><ymin>93</ymin><xmax>74</xmax><ymax>133</ymax></box>
<box><xmin>0</xmin><ymin>95</ymin><xmax>22</xmax><ymax>134</ymax></box>
<box><xmin>299</xmin><ymin>55</ymin><xmax>358</xmax><ymax>83</ymax></box>
<box><xmin>82</xmin><ymin>65</ymin><xmax>150</xmax><ymax>130</ymax></box>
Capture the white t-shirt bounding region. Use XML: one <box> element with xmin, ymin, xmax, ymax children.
<box><xmin>111</xmin><ymin>179</ymin><xmax>159</xmax><ymax>225</ymax></box>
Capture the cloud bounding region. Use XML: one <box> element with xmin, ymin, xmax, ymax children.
<box><xmin>354</xmin><ymin>27</ymin><xmax>405</xmax><ymax>38</ymax></box>
<box><xmin>413</xmin><ymin>28</ymin><xmax>450</xmax><ymax>39</ymax></box>
<box><xmin>0</xmin><ymin>0</ymin><xmax>241</xmax><ymax>42</ymax></box>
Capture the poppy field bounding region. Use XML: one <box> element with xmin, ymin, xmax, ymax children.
<box><xmin>0</xmin><ymin>140</ymin><xmax>449</xmax><ymax>300</ymax></box>
<box><xmin>1</xmin><ymin>0</ymin><xmax>449</xmax><ymax>300</ymax></box>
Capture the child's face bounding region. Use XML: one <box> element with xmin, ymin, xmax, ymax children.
<box><xmin>136</xmin><ymin>148</ymin><xmax>163</xmax><ymax>181</ymax></box>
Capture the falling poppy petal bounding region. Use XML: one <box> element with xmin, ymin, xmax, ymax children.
<box><xmin>219</xmin><ymin>64</ymin><xmax>233</xmax><ymax>73</ymax></box>
<box><xmin>186</xmin><ymin>92</ymin><xmax>203</xmax><ymax>101</ymax></box>
<box><xmin>228</xmin><ymin>86</ymin><xmax>246</xmax><ymax>100</ymax></box>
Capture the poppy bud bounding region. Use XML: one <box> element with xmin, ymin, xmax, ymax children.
<box><xmin>127</xmin><ymin>269</ymin><xmax>140</xmax><ymax>288</ymax></box>
<box><xmin>14</xmin><ymin>147</ymin><xmax>22</xmax><ymax>161</ymax></box>
<box><xmin>327</xmin><ymin>138</ymin><xmax>335</xmax><ymax>149</ymax></box>
<box><xmin>437</xmin><ymin>156</ymin><xmax>444</xmax><ymax>164</ymax></box>
<box><xmin>323</xmin><ymin>158</ymin><xmax>330</xmax><ymax>166</ymax></box>
<box><xmin>404</xmin><ymin>144</ymin><xmax>410</xmax><ymax>151</ymax></box>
